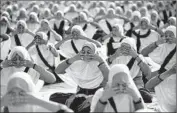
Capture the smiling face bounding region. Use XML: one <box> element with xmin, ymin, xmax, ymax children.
<box><xmin>164</xmin><ymin>30</ymin><xmax>175</xmax><ymax>44</ymax></box>
<box><xmin>81</xmin><ymin>46</ymin><xmax>94</xmax><ymax>62</ymax></box>
<box><xmin>111</xmin><ymin>72</ymin><xmax>129</xmax><ymax>93</ymax></box>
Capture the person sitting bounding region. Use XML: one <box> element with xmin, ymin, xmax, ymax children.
<box><xmin>145</xmin><ymin>64</ymin><xmax>176</xmax><ymax>112</ymax></box>
<box><xmin>54</xmin><ymin>42</ymin><xmax>109</xmax><ymax>113</ymax></box>
<box><xmin>90</xmin><ymin>64</ymin><xmax>145</xmax><ymax>112</ymax></box>
<box><xmin>1</xmin><ymin>72</ymin><xmax>73</xmax><ymax>112</ymax></box>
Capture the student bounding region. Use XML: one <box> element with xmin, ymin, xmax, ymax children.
<box><xmin>132</xmin><ymin>17</ymin><xmax>160</xmax><ymax>53</ymax></box>
<box><xmin>27</xmin><ymin>32</ymin><xmax>61</xmax><ymax>83</ymax></box>
<box><xmin>145</xmin><ymin>64</ymin><xmax>176</xmax><ymax>112</ymax></box>
<box><xmin>1</xmin><ymin>72</ymin><xmax>73</xmax><ymax>112</ymax></box>
<box><xmin>55</xmin><ymin>42</ymin><xmax>109</xmax><ymax>113</ymax></box>
<box><xmin>107</xmin><ymin>38</ymin><xmax>150</xmax><ymax>89</ymax></box>
<box><xmin>141</xmin><ymin>26</ymin><xmax>176</xmax><ymax>79</ymax></box>
<box><xmin>55</xmin><ymin>25</ymin><xmax>101</xmax><ymax>59</ymax></box>
<box><xmin>1</xmin><ymin>46</ymin><xmax>56</xmax><ymax>96</ymax></box>
<box><xmin>11</xmin><ymin>20</ymin><xmax>35</xmax><ymax>49</ymax></box>
<box><xmin>26</xmin><ymin>12</ymin><xmax>40</xmax><ymax>33</ymax></box>
<box><xmin>91</xmin><ymin>64</ymin><xmax>145</xmax><ymax>112</ymax></box>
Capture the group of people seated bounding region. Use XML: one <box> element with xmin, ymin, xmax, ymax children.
<box><xmin>0</xmin><ymin>0</ymin><xmax>176</xmax><ymax>112</ymax></box>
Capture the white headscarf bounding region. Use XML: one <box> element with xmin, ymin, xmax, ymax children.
<box><xmin>16</xmin><ymin>20</ymin><xmax>27</xmax><ymax>31</ymax></box>
<box><xmin>7</xmin><ymin>72</ymin><xmax>36</xmax><ymax>112</ymax></box>
<box><xmin>91</xmin><ymin>64</ymin><xmax>143</xmax><ymax>112</ymax></box>
<box><xmin>62</xmin><ymin>42</ymin><xmax>103</xmax><ymax>89</ymax></box>
<box><xmin>0</xmin><ymin>16</ymin><xmax>9</xmax><ymax>34</ymax></box>
<box><xmin>132</xmin><ymin>11</ymin><xmax>141</xmax><ymax>27</ymax></box>
<box><xmin>155</xmin><ymin>74</ymin><xmax>176</xmax><ymax>112</ymax></box>
<box><xmin>112</xmin><ymin>38</ymin><xmax>144</xmax><ymax>79</ymax></box>
<box><xmin>64</xmin><ymin>4</ymin><xmax>78</xmax><ymax>22</ymax></box>
<box><xmin>71</xmin><ymin>25</ymin><xmax>87</xmax><ymax>37</ymax></box>
<box><xmin>149</xmin><ymin>26</ymin><xmax>176</xmax><ymax>69</ymax></box>
<box><xmin>27</xmin><ymin>12</ymin><xmax>39</xmax><ymax>32</ymax></box>
<box><xmin>1</xmin><ymin>46</ymin><xmax>39</xmax><ymax>96</ymax></box>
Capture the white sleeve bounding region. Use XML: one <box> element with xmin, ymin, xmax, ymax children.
<box><xmin>90</xmin><ymin>88</ymin><xmax>104</xmax><ymax>112</ymax></box>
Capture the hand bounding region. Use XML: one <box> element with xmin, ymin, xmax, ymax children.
<box><xmin>100</xmin><ymin>80</ymin><xmax>108</xmax><ymax>88</ymax></box>
<box><xmin>69</xmin><ymin>53</ymin><xmax>83</xmax><ymax>64</ymax></box>
<box><xmin>156</xmin><ymin>38</ymin><xmax>166</xmax><ymax>46</ymax></box>
<box><xmin>124</xmin><ymin>84</ymin><xmax>140</xmax><ymax>102</ymax></box>
<box><xmin>1</xmin><ymin>93</ymin><xmax>13</xmax><ymax>106</ymax></box>
<box><xmin>100</xmin><ymin>85</ymin><xmax>120</xmax><ymax>102</ymax></box>
<box><xmin>1</xmin><ymin>60</ymin><xmax>13</xmax><ymax>68</ymax></box>
<box><xmin>78</xmin><ymin>96</ymin><xmax>92</xmax><ymax>112</ymax></box>
<box><xmin>23</xmin><ymin>60</ymin><xmax>34</xmax><ymax>68</ymax></box>
<box><xmin>148</xmin><ymin>24</ymin><xmax>156</xmax><ymax>30</ymax></box>
<box><xmin>128</xmin><ymin>48</ymin><xmax>138</xmax><ymax>58</ymax></box>
<box><xmin>120</xmin><ymin>46</ymin><xmax>130</xmax><ymax>56</ymax></box>
<box><xmin>115</xmin><ymin>48</ymin><xmax>123</xmax><ymax>57</ymax></box>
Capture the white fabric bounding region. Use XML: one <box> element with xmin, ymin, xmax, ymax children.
<box><xmin>64</xmin><ymin>60</ymin><xmax>103</xmax><ymax>89</ymax></box>
<box><xmin>1</xmin><ymin>37</ymin><xmax>11</xmax><ymax>60</ymax></box>
<box><xmin>27</xmin><ymin>23</ymin><xmax>39</xmax><ymax>33</ymax></box>
<box><xmin>91</xmin><ymin>64</ymin><xmax>142</xmax><ymax>112</ymax></box>
<box><xmin>7</xmin><ymin>72</ymin><xmax>39</xmax><ymax>112</ymax></box>
<box><xmin>83</xmin><ymin>23</ymin><xmax>97</xmax><ymax>39</ymax></box>
<box><xmin>148</xmin><ymin>43</ymin><xmax>176</xmax><ymax>65</ymax></box>
<box><xmin>155</xmin><ymin>74</ymin><xmax>176</xmax><ymax>112</ymax></box>
<box><xmin>1</xmin><ymin>46</ymin><xmax>40</xmax><ymax>96</ymax></box>
<box><xmin>132</xmin><ymin>29</ymin><xmax>160</xmax><ymax>52</ymax></box>
<box><xmin>59</xmin><ymin>39</ymin><xmax>88</xmax><ymax>58</ymax></box>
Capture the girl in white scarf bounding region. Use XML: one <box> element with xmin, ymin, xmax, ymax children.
<box><xmin>150</xmin><ymin>10</ymin><xmax>164</xmax><ymax>28</ymax></box>
<box><xmin>17</xmin><ymin>8</ymin><xmax>27</xmax><ymax>21</ymax></box>
<box><xmin>1</xmin><ymin>72</ymin><xmax>73</xmax><ymax>112</ymax></box>
<box><xmin>1</xmin><ymin>46</ymin><xmax>56</xmax><ymax>96</ymax></box>
<box><xmin>56</xmin><ymin>25</ymin><xmax>101</xmax><ymax>59</ymax></box>
<box><xmin>91</xmin><ymin>64</ymin><xmax>145</xmax><ymax>112</ymax></box>
<box><xmin>64</xmin><ymin>4</ymin><xmax>79</xmax><ymax>22</ymax></box>
<box><xmin>141</xmin><ymin>26</ymin><xmax>176</xmax><ymax>79</ymax></box>
<box><xmin>55</xmin><ymin>42</ymin><xmax>109</xmax><ymax>112</ymax></box>
<box><xmin>108</xmin><ymin>38</ymin><xmax>150</xmax><ymax>89</ymax></box>
<box><xmin>132</xmin><ymin>17</ymin><xmax>160</xmax><ymax>53</ymax></box>
<box><xmin>11</xmin><ymin>20</ymin><xmax>35</xmax><ymax>49</ymax></box>
<box><xmin>26</xmin><ymin>12</ymin><xmax>40</xmax><ymax>33</ymax></box>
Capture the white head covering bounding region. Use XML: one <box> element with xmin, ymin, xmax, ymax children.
<box><xmin>1</xmin><ymin>46</ymin><xmax>39</xmax><ymax>96</ymax></box>
<box><xmin>149</xmin><ymin>26</ymin><xmax>176</xmax><ymax>69</ymax></box>
<box><xmin>16</xmin><ymin>20</ymin><xmax>27</xmax><ymax>31</ymax></box>
<box><xmin>28</xmin><ymin>12</ymin><xmax>39</xmax><ymax>23</ymax></box>
<box><xmin>132</xmin><ymin>11</ymin><xmax>141</xmax><ymax>20</ymax></box>
<box><xmin>112</xmin><ymin>38</ymin><xmax>144</xmax><ymax>79</ymax></box>
<box><xmin>71</xmin><ymin>25</ymin><xmax>87</xmax><ymax>37</ymax></box>
<box><xmin>141</xmin><ymin>17</ymin><xmax>150</xmax><ymax>25</ymax></box>
<box><xmin>0</xmin><ymin>16</ymin><xmax>9</xmax><ymax>34</ymax></box>
<box><xmin>18</xmin><ymin>8</ymin><xmax>27</xmax><ymax>20</ymax></box>
<box><xmin>91</xmin><ymin>64</ymin><xmax>143</xmax><ymax>112</ymax></box>
<box><xmin>82</xmin><ymin>42</ymin><xmax>97</xmax><ymax>54</ymax></box>
<box><xmin>164</xmin><ymin>26</ymin><xmax>176</xmax><ymax>38</ymax></box>
<box><xmin>7</xmin><ymin>72</ymin><xmax>36</xmax><ymax>112</ymax></box>
<box><xmin>2</xmin><ymin>11</ymin><xmax>10</xmax><ymax>20</ymax></box>
<box><xmin>168</xmin><ymin>17</ymin><xmax>176</xmax><ymax>27</ymax></box>
<box><xmin>150</xmin><ymin>10</ymin><xmax>159</xmax><ymax>22</ymax></box>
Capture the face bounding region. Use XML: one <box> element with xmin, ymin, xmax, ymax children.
<box><xmin>10</xmin><ymin>53</ymin><xmax>25</xmax><ymax>68</ymax></box>
<box><xmin>34</xmin><ymin>35</ymin><xmax>47</xmax><ymax>45</ymax></box>
<box><xmin>56</xmin><ymin>12</ymin><xmax>62</xmax><ymax>20</ymax></box>
<box><xmin>126</xmin><ymin>11</ymin><xmax>132</xmax><ymax>18</ymax></box>
<box><xmin>72</xmin><ymin>29</ymin><xmax>80</xmax><ymax>39</ymax></box>
<box><xmin>17</xmin><ymin>24</ymin><xmax>25</xmax><ymax>34</ymax></box>
<box><xmin>29</xmin><ymin>15</ymin><xmax>35</xmax><ymax>22</ymax></box>
<box><xmin>164</xmin><ymin>30</ymin><xmax>175</xmax><ymax>44</ymax></box>
<box><xmin>131</xmin><ymin>6</ymin><xmax>137</xmax><ymax>12</ymax></box>
<box><xmin>140</xmin><ymin>8</ymin><xmax>146</xmax><ymax>16</ymax></box>
<box><xmin>132</xmin><ymin>16</ymin><xmax>140</xmax><ymax>22</ymax></box>
<box><xmin>121</xmin><ymin>43</ymin><xmax>131</xmax><ymax>56</ymax></box>
<box><xmin>8</xmin><ymin>87</ymin><xmax>25</xmax><ymax>106</ymax></box>
<box><xmin>141</xmin><ymin>20</ymin><xmax>148</xmax><ymax>30</ymax></box>
<box><xmin>41</xmin><ymin>21</ymin><xmax>49</xmax><ymax>31</ymax></box>
<box><xmin>112</xmin><ymin>72</ymin><xmax>129</xmax><ymax>93</ymax></box>
<box><xmin>168</xmin><ymin>18</ymin><xmax>176</xmax><ymax>26</ymax></box>
<box><xmin>112</xmin><ymin>27</ymin><xmax>120</xmax><ymax>36</ymax></box>
<box><xmin>151</xmin><ymin>13</ymin><xmax>157</xmax><ymax>21</ymax></box>
<box><xmin>81</xmin><ymin>46</ymin><xmax>94</xmax><ymax>62</ymax></box>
